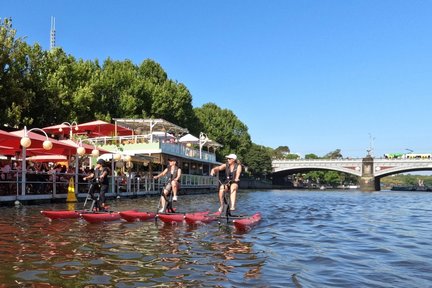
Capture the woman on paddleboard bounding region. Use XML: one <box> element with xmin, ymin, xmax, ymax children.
<box><xmin>210</xmin><ymin>153</ymin><xmax>242</xmax><ymax>212</ymax></box>
<box><xmin>154</xmin><ymin>158</ymin><xmax>182</xmax><ymax>213</ymax></box>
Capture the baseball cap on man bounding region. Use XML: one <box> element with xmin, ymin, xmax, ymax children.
<box><xmin>96</xmin><ymin>159</ymin><xmax>105</xmax><ymax>165</ymax></box>
<box><xmin>225</xmin><ymin>154</ymin><xmax>237</xmax><ymax>160</ymax></box>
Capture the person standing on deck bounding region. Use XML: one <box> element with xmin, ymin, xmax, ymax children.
<box><xmin>154</xmin><ymin>158</ymin><xmax>182</xmax><ymax>212</ymax></box>
<box><xmin>210</xmin><ymin>154</ymin><xmax>242</xmax><ymax>212</ymax></box>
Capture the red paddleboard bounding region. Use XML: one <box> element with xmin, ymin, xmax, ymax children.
<box><xmin>157</xmin><ymin>213</ymin><xmax>185</xmax><ymax>224</ymax></box>
<box><xmin>120</xmin><ymin>210</ymin><xmax>156</xmax><ymax>222</ymax></box>
<box><xmin>81</xmin><ymin>212</ymin><xmax>121</xmax><ymax>223</ymax></box>
<box><xmin>232</xmin><ymin>212</ymin><xmax>261</xmax><ymax>230</ymax></box>
<box><xmin>157</xmin><ymin>211</ymin><xmax>210</xmax><ymax>224</ymax></box>
<box><xmin>185</xmin><ymin>211</ymin><xmax>220</xmax><ymax>224</ymax></box>
<box><xmin>41</xmin><ymin>210</ymin><xmax>88</xmax><ymax>220</ymax></box>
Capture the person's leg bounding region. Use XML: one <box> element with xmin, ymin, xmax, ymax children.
<box><xmin>159</xmin><ymin>184</ymin><xmax>170</xmax><ymax>213</ymax></box>
<box><xmin>88</xmin><ymin>183</ymin><xmax>98</xmax><ymax>210</ymax></box>
<box><xmin>172</xmin><ymin>180</ymin><xmax>178</xmax><ymax>201</ymax></box>
<box><xmin>218</xmin><ymin>184</ymin><xmax>228</xmax><ymax>211</ymax></box>
<box><xmin>230</xmin><ymin>183</ymin><xmax>238</xmax><ymax>210</ymax></box>
<box><xmin>89</xmin><ymin>183</ymin><xmax>97</xmax><ymax>200</ymax></box>
<box><xmin>99</xmin><ymin>185</ymin><xmax>108</xmax><ymax>211</ymax></box>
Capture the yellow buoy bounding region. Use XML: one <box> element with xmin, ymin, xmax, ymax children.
<box><xmin>66</xmin><ymin>177</ymin><xmax>77</xmax><ymax>203</ymax></box>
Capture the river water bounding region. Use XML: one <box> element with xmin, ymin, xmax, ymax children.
<box><xmin>0</xmin><ymin>189</ymin><xmax>431</xmax><ymax>287</ymax></box>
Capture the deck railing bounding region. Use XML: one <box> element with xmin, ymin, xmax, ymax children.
<box><xmin>95</xmin><ymin>139</ymin><xmax>216</xmax><ymax>163</ymax></box>
<box><xmin>0</xmin><ymin>171</ymin><xmax>218</xmax><ymax>201</ymax></box>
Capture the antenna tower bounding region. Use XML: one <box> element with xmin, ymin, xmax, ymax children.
<box><xmin>50</xmin><ymin>16</ymin><xmax>56</xmax><ymax>50</ymax></box>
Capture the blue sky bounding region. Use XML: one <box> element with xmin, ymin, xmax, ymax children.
<box><xmin>3</xmin><ymin>1</ymin><xmax>432</xmax><ymax>158</ymax></box>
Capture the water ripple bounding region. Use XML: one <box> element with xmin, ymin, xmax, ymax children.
<box><xmin>1</xmin><ymin>190</ymin><xmax>432</xmax><ymax>287</ymax></box>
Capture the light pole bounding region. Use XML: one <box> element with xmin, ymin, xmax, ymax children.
<box><xmin>199</xmin><ymin>132</ymin><xmax>208</xmax><ymax>159</ymax></box>
<box><xmin>368</xmin><ymin>133</ymin><xmax>375</xmax><ymax>157</ymax></box>
<box><xmin>59</xmin><ymin>121</ymin><xmax>79</xmax><ymax>139</ymax></box>
<box><xmin>20</xmin><ymin>127</ymin><xmax>53</xmax><ymax>197</ymax></box>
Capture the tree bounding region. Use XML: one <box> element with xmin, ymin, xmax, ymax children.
<box><xmin>150</xmin><ymin>80</ymin><xmax>197</xmax><ymax>129</ymax></box>
<box><xmin>194</xmin><ymin>103</ymin><xmax>252</xmax><ymax>161</ymax></box>
<box><xmin>243</xmin><ymin>143</ymin><xmax>272</xmax><ymax>178</ymax></box>
<box><xmin>0</xmin><ymin>18</ymin><xmax>37</xmax><ymax>127</ymax></box>
<box><xmin>305</xmin><ymin>153</ymin><xmax>319</xmax><ymax>159</ymax></box>
<box><xmin>272</xmin><ymin>146</ymin><xmax>290</xmax><ymax>159</ymax></box>
<box><xmin>323</xmin><ymin>149</ymin><xmax>343</xmax><ymax>159</ymax></box>
<box><xmin>285</xmin><ymin>153</ymin><xmax>301</xmax><ymax>160</ymax></box>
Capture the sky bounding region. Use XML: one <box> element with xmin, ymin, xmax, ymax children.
<box><xmin>2</xmin><ymin>0</ymin><xmax>432</xmax><ymax>158</ymax></box>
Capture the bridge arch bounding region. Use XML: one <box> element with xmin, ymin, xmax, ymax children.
<box><xmin>272</xmin><ymin>159</ymin><xmax>362</xmax><ymax>177</ymax></box>
<box><xmin>272</xmin><ymin>158</ymin><xmax>432</xmax><ymax>191</ymax></box>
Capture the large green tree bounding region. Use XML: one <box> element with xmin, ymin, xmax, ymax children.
<box><xmin>242</xmin><ymin>143</ymin><xmax>272</xmax><ymax>178</ymax></box>
<box><xmin>194</xmin><ymin>103</ymin><xmax>252</xmax><ymax>161</ymax></box>
<box><xmin>0</xmin><ymin>18</ymin><xmax>38</xmax><ymax>127</ymax></box>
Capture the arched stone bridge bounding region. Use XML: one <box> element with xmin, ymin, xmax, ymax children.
<box><xmin>272</xmin><ymin>156</ymin><xmax>432</xmax><ymax>191</ymax></box>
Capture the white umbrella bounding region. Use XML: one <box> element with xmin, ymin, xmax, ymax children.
<box><xmin>179</xmin><ymin>133</ymin><xmax>199</xmax><ymax>143</ymax></box>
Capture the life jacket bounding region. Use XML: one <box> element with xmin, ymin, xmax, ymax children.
<box><xmin>225</xmin><ymin>162</ymin><xmax>239</xmax><ymax>182</ymax></box>
<box><xmin>166</xmin><ymin>166</ymin><xmax>179</xmax><ymax>181</ymax></box>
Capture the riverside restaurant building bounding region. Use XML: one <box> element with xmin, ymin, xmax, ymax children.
<box><xmin>0</xmin><ymin>118</ymin><xmax>222</xmax><ymax>204</ymax></box>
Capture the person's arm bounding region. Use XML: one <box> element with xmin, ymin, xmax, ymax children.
<box><xmin>83</xmin><ymin>172</ymin><xmax>94</xmax><ymax>181</ymax></box>
<box><xmin>154</xmin><ymin>168</ymin><xmax>167</xmax><ymax>179</ymax></box>
<box><xmin>234</xmin><ymin>164</ymin><xmax>242</xmax><ymax>183</ymax></box>
<box><xmin>100</xmin><ymin>168</ymin><xmax>108</xmax><ymax>180</ymax></box>
<box><xmin>210</xmin><ymin>164</ymin><xmax>225</xmax><ymax>176</ymax></box>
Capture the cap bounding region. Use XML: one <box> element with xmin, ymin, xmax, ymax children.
<box><xmin>225</xmin><ymin>154</ymin><xmax>237</xmax><ymax>160</ymax></box>
<box><xmin>96</xmin><ymin>159</ymin><xmax>105</xmax><ymax>165</ymax></box>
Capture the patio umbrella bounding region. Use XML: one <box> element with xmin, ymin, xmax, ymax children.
<box><xmin>179</xmin><ymin>133</ymin><xmax>200</xmax><ymax>144</ymax></box>
<box><xmin>42</xmin><ymin>123</ymin><xmax>78</xmax><ymax>138</ymax></box>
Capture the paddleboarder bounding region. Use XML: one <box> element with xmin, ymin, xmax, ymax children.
<box><xmin>83</xmin><ymin>159</ymin><xmax>110</xmax><ymax>211</ymax></box>
<box><xmin>154</xmin><ymin>158</ymin><xmax>182</xmax><ymax>213</ymax></box>
<box><xmin>210</xmin><ymin>153</ymin><xmax>242</xmax><ymax>212</ymax></box>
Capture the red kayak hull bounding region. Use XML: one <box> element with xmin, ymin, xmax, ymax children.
<box><xmin>157</xmin><ymin>213</ymin><xmax>185</xmax><ymax>223</ymax></box>
<box><xmin>233</xmin><ymin>212</ymin><xmax>262</xmax><ymax>230</ymax></box>
<box><xmin>81</xmin><ymin>212</ymin><xmax>121</xmax><ymax>223</ymax></box>
<box><xmin>157</xmin><ymin>211</ymin><xmax>210</xmax><ymax>224</ymax></box>
<box><xmin>120</xmin><ymin>211</ymin><xmax>156</xmax><ymax>222</ymax></box>
<box><xmin>185</xmin><ymin>211</ymin><xmax>220</xmax><ymax>224</ymax></box>
<box><xmin>41</xmin><ymin>210</ymin><xmax>87</xmax><ymax>220</ymax></box>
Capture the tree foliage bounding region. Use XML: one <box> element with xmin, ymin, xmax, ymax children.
<box><xmin>242</xmin><ymin>143</ymin><xmax>272</xmax><ymax>178</ymax></box>
<box><xmin>194</xmin><ymin>103</ymin><xmax>252</xmax><ymax>161</ymax></box>
<box><xmin>323</xmin><ymin>149</ymin><xmax>343</xmax><ymax>159</ymax></box>
<box><xmin>272</xmin><ymin>145</ymin><xmax>290</xmax><ymax>159</ymax></box>
<box><xmin>0</xmin><ymin>19</ymin><xmax>277</xmax><ymax>177</ymax></box>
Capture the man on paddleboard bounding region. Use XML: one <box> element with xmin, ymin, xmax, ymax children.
<box><xmin>210</xmin><ymin>153</ymin><xmax>242</xmax><ymax>212</ymax></box>
<box><xmin>83</xmin><ymin>159</ymin><xmax>110</xmax><ymax>211</ymax></box>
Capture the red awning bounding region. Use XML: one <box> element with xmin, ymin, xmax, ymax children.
<box><xmin>0</xmin><ymin>129</ymin><xmax>22</xmax><ymax>148</ymax></box>
<box><xmin>58</xmin><ymin>139</ymin><xmax>111</xmax><ymax>155</ymax></box>
<box><xmin>26</xmin><ymin>155</ymin><xmax>68</xmax><ymax>162</ymax></box>
<box><xmin>43</xmin><ymin>120</ymin><xmax>133</xmax><ymax>138</ymax></box>
<box><xmin>7</xmin><ymin>129</ymin><xmax>81</xmax><ymax>156</ymax></box>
